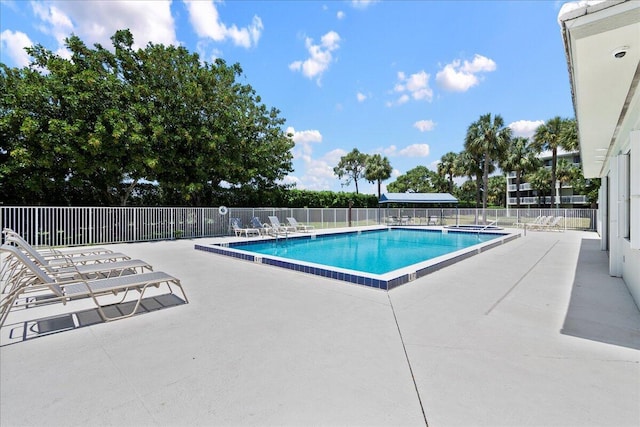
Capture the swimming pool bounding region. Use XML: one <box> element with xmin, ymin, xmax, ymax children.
<box><xmin>195</xmin><ymin>227</ymin><xmax>519</xmax><ymax>290</ymax></box>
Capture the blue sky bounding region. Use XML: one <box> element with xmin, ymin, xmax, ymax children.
<box><xmin>0</xmin><ymin>0</ymin><xmax>575</xmax><ymax>194</ymax></box>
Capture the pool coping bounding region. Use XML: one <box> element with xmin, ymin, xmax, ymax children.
<box><xmin>194</xmin><ymin>226</ymin><xmax>521</xmax><ymax>291</ymax></box>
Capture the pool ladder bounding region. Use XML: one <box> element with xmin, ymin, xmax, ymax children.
<box><xmin>477</xmin><ymin>220</ymin><xmax>497</xmax><ymax>237</ymax></box>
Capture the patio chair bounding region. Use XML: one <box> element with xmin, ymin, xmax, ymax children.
<box><xmin>0</xmin><ymin>245</ymin><xmax>187</xmax><ymax>328</ymax></box>
<box><xmin>427</xmin><ymin>216</ymin><xmax>439</xmax><ymax>225</ymax></box>
<box><xmin>229</xmin><ymin>218</ymin><xmax>260</xmax><ymax>237</ymax></box>
<box><xmin>268</xmin><ymin>216</ymin><xmax>296</xmax><ymax>234</ymax></box>
<box><xmin>286</xmin><ymin>217</ymin><xmax>315</xmax><ymax>232</ymax></box>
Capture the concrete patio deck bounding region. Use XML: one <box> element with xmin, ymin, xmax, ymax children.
<box><xmin>1</xmin><ymin>229</ymin><xmax>639</xmax><ymax>426</ymax></box>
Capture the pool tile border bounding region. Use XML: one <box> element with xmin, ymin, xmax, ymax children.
<box><xmin>194</xmin><ymin>227</ymin><xmax>520</xmax><ymax>291</ymax></box>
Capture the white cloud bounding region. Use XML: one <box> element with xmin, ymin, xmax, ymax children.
<box><xmin>30</xmin><ymin>1</ymin><xmax>177</xmax><ymax>54</ymax></box>
<box><xmin>30</xmin><ymin>1</ymin><xmax>73</xmax><ymax>50</ymax></box>
<box><xmin>287</xmin><ymin>127</ymin><xmax>323</xmax><ymax>158</ymax></box>
<box><xmin>399</xmin><ymin>144</ymin><xmax>430</xmax><ymax>157</ymax></box>
<box><xmin>285</xmin><ymin>127</ymin><xmax>346</xmax><ymax>190</ymax></box>
<box><xmin>356</xmin><ymin>92</ymin><xmax>367</xmax><ymax>102</ymax></box>
<box><xmin>289</xmin><ymin>31</ymin><xmax>341</xmax><ymax>85</ymax></box>
<box><xmin>382</xmin><ymin>145</ymin><xmax>398</xmax><ymax>156</ymax></box>
<box><xmin>462</xmin><ymin>54</ymin><xmax>496</xmax><ymax>73</ymax></box>
<box><xmin>508</xmin><ymin>120</ymin><xmax>544</xmax><ymax>138</ymax></box>
<box><xmin>388</xmin><ymin>70</ymin><xmax>433</xmax><ymax>106</ymax></box>
<box><xmin>413</xmin><ymin>120</ymin><xmax>436</xmax><ymax>132</ymax></box>
<box><xmin>378</xmin><ymin>143</ymin><xmax>430</xmax><ymax>157</ymax></box>
<box><xmin>337</xmin><ymin>10</ymin><xmax>346</xmax><ymax>19</ymax></box>
<box><xmin>0</xmin><ymin>30</ymin><xmax>34</xmax><ymax>67</ymax></box>
<box><xmin>185</xmin><ymin>1</ymin><xmax>262</xmax><ymax>48</ymax></box>
<box><xmin>436</xmin><ymin>54</ymin><xmax>496</xmax><ymax>92</ymax></box>
<box><xmin>351</xmin><ymin>0</ymin><xmax>378</xmax><ymax>9</ymax></box>
<box><xmin>324</xmin><ymin>148</ymin><xmax>347</xmax><ymax>165</ymax></box>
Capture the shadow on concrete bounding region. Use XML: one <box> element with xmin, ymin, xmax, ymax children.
<box><xmin>561</xmin><ymin>238</ymin><xmax>640</xmax><ymax>350</ymax></box>
<box><xmin>1</xmin><ymin>293</ymin><xmax>186</xmax><ymax>346</ymax></box>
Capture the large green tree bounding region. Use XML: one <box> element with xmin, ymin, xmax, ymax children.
<box><xmin>387</xmin><ymin>166</ymin><xmax>439</xmax><ymax>193</ymax></box>
<box><xmin>333</xmin><ymin>148</ymin><xmax>369</xmax><ymax>194</ymax></box>
<box><xmin>464</xmin><ymin>113</ymin><xmax>511</xmax><ymax>220</ymax></box>
<box><xmin>364</xmin><ymin>154</ymin><xmax>392</xmax><ymax>199</ymax></box>
<box><xmin>0</xmin><ymin>29</ymin><xmax>293</xmax><ymax>206</ymax></box>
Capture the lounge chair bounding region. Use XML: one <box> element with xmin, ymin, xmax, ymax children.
<box><xmin>533</xmin><ymin>216</ymin><xmax>564</xmax><ymax>231</ymax></box>
<box><xmin>230</xmin><ymin>218</ymin><xmax>260</xmax><ymax>237</ymax></box>
<box><xmin>2</xmin><ymin>231</ymin><xmax>130</xmax><ymax>266</ymax></box>
<box><xmin>2</xmin><ymin>228</ymin><xmax>113</xmax><ymax>256</ymax></box>
<box><xmin>514</xmin><ymin>215</ymin><xmax>544</xmax><ymax>228</ymax></box>
<box><xmin>0</xmin><ymin>241</ymin><xmax>153</xmax><ymax>294</ymax></box>
<box><xmin>268</xmin><ymin>216</ymin><xmax>296</xmax><ymax>234</ymax></box>
<box><xmin>528</xmin><ymin>216</ymin><xmax>554</xmax><ymax>230</ymax></box>
<box><xmin>286</xmin><ymin>217</ymin><xmax>315</xmax><ymax>232</ymax></box>
<box><xmin>427</xmin><ymin>216</ymin><xmax>439</xmax><ymax>225</ymax></box>
<box><xmin>385</xmin><ymin>216</ymin><xmax>399</xmax><ymax>226</ymax></box>
<box><xmin>250</xmin><ymin>217</ymin><xmax>271</xmax><ymax>236</ymax></box>
<box><xmin>1</xmin><ymin>232</ymin><xmax>132</xmax><ymax>284</ymax></box>
<box><xmin>0</xmin><ymin>245</ymin><xmax>187</xmax><ymax>328</ymax></box>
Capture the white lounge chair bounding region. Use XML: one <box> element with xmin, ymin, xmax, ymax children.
<box><xmin>533</xmin><ymin>216</ymin><xmax>564</xmax><ymax>231</ymax></box>
<box><xmin>268</xmin><ymin>216</ymin><xmax>295</xmax><ymax>234</ymax></box>
<box><xmin>385</xmin><ymin>216</ymin><xmax>399</xmax><ymax>226</ymax></box>
<box><xmin>514</xmin><ymin>215</ymin><xmax>544</xmax><ymax>228</ymax></box>
<box><xmin>528</xmin><ymin>216</ymin><xmax>554</xmax><ymax>230</ymax></box>
<box><xmin>230</xmin><ymin>218</ymin><xmax>260</xmax><ymax>237</ymax></box>
<box><xmin>0</xmin><ymin>245</ymin><xmax>187</xmax><ymax>328</ymax></box>
<box><xmin>1</xmin><ymin>233</ymin><xmax>138</xmax><ymax>289</ymax></box>
<box><xmin>286</xmin><ymin>217</ymin><xmax>315</xmax><ymax>232</ymax></box>
<box><xmin>250</xmin><ymin>217</ymin><xmax>271</xmax><ymax>236</ymax></box>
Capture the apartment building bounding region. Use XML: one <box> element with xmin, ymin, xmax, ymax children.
<box><xmin>506</xmin><ymin>148</ymin><xmax>589</xmax><ymax>208</ymax></box>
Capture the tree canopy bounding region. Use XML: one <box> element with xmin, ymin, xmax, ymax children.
<box><xmin>333</xmin><ymin>148</ymin><xmax>369</xmax><ymax>194</ymax></box>
<box><xmin>364</xmin><ymin>153</ymin><xmax>392</xmax><ymax>199</ymax></box>
<box><xmin>0</xmin><ymin>29</ymin><xmax>294</xmax><ymax>206</ymax></box>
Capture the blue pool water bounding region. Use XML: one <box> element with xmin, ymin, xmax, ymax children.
<box><xmin>231</xmin><ymin>228</ymin><xmax>500</xmax><ymax>275</ymax></box>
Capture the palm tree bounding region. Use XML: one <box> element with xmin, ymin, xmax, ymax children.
<box><xmin>527</xmin><ymin>167</ymin><xmax>552</xmax><ymax>207</ymax></box>
<box><xmin>455</xmin><ymin>150</ymin><xmax>484</xmax><ymax>207</ymax></box>
<box><xmin>532</xmin><ymin>117</ymin><xmax>578</xmax><ymax>206</ymax></box>
<box><xmin>364</xmin><ymin>154</ymin><xmax>393</xmax><ymax>199</ymax></box>
<box><xmin>437</xmin><ymin>151</ymin><xmax>458</xmax><ymax>194</ymax></box>
<box><xmin>556</xmin><ymin>158</ymin><xmax>579</xmax><ymax>206</ymax></box>
<box><xmin>501</xmin><ymin>137</ymin><xmax>541</xmax><ymax>207</ymax></box>
<box><xmin>464</xmin><ymin>113</ymin><xmax>512</xmax><ymax>222</ymax></box>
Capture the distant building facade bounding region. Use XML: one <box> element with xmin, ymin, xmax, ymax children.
<box><xmin>506</xmin><ymin>149</ymin><xmax>589</xmax><ymax>208</ymax></box>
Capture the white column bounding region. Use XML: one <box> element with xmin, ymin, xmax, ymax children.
<box><xmin>631</xmin><ymin>130</ymin><xmax>640</xmax><ymax>249</ymax></box>
<box><xmin>599</xmin><ymin>177</ymin><xmax>608</xmax><ymax>251</ymax></box>
<box><xmin>609</xmin><ymin>156</ymin><xmax>621</xmax><ymax>277</ymax></box>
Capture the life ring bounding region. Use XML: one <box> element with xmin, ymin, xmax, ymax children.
<box><xmin>218</xmin><ymin>206</ymin><xmax>228</xmax><ymax>215</ymax></box>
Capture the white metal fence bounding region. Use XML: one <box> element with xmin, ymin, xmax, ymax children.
<box><xmin>0</xmin><ymin>206</ymin><xmax>598</xmax><ymax>247</ymax></box>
